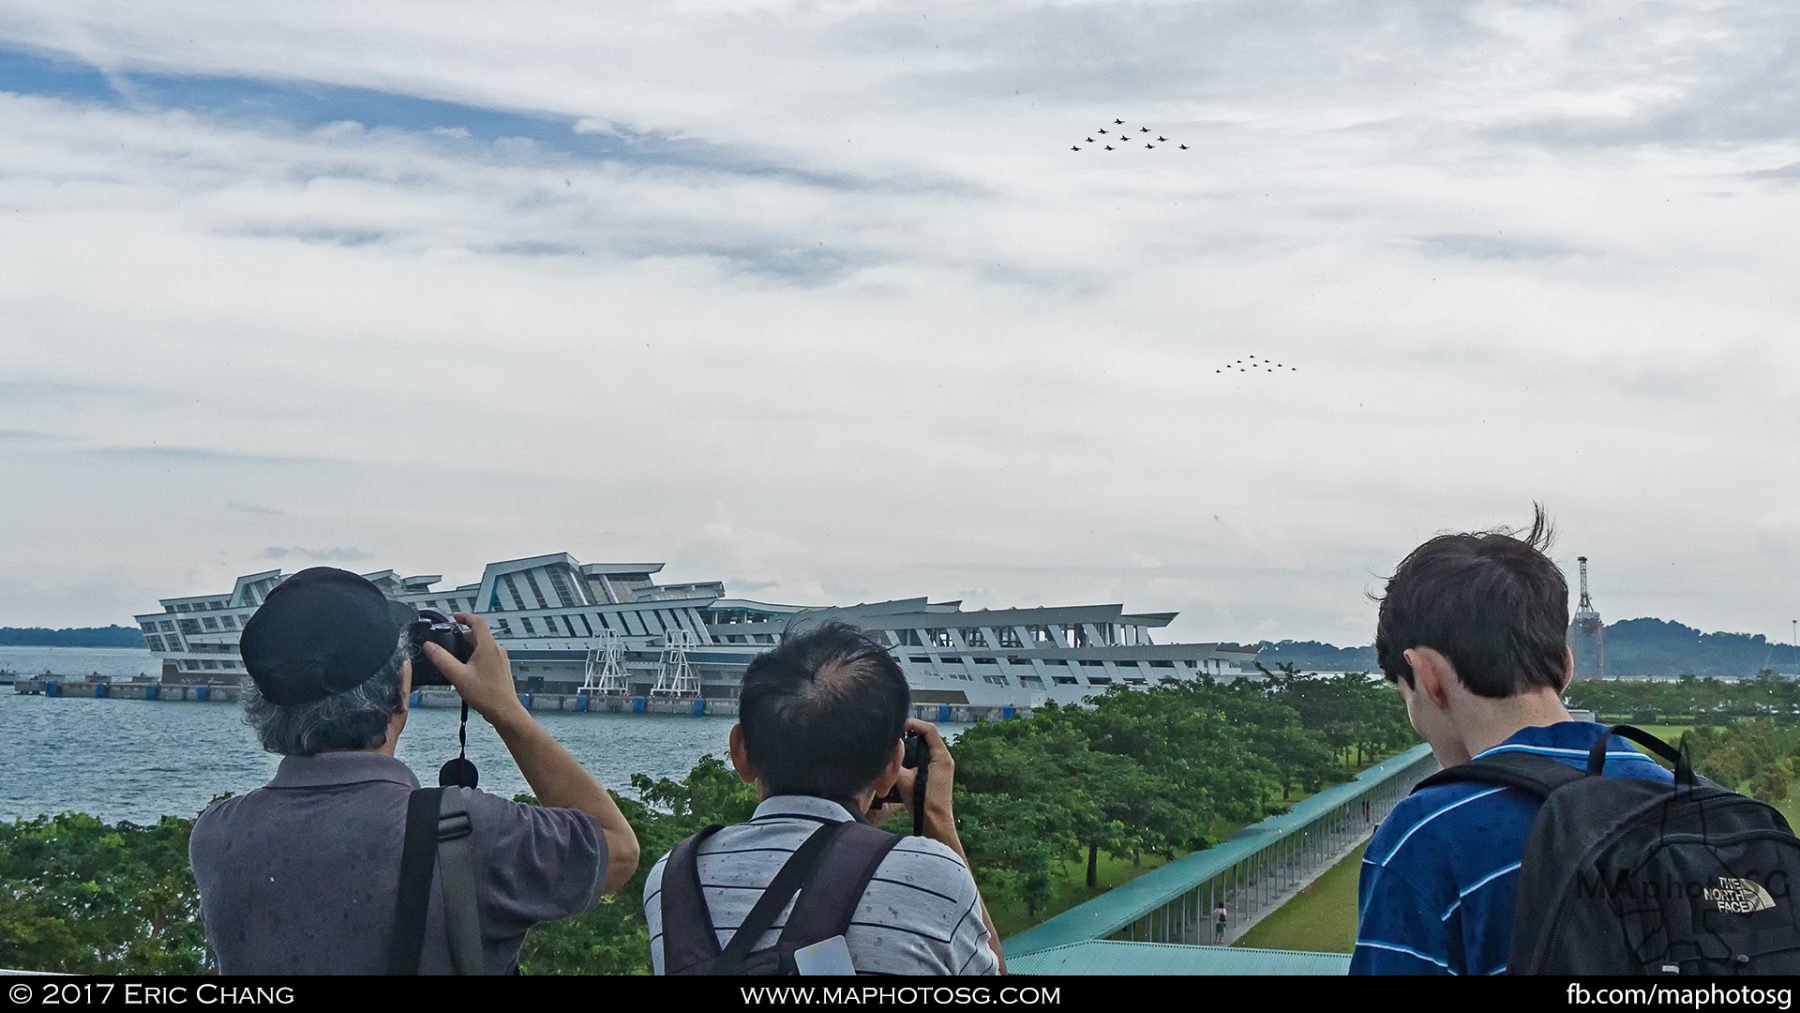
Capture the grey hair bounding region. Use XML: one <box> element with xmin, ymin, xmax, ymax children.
<box><xmin>242</xmin><ymin>632</ymin><xmax>409</xmax><ymax>756</ymax></box>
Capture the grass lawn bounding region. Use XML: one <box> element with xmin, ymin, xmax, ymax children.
<box><xmin>1231</xmin><ymin>841</ymin><xmax>1366</xmax><ymax>954</ymax></box>
<box><xmin>990</xmin><ymin>751</ymin><xmax>1409</xmax><ymax>941</ymax></box>
<box><xmin>986</xmin><ymin>849</ymin><xmax>1177</xmax><ymax>939</ymax></box>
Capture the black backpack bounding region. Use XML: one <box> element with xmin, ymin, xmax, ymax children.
<box><xmin>660</xmin><ymin>820</ymin><xmax>901</xmax><ymax>975</ymax></box>
<box><xmin>1414</xmin><ymin>724</ymin><xmax>1800</xmax><ymax>975</ymax></box>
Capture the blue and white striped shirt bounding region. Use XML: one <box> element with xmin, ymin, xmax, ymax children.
<box><xmin>1351</xmin><ymin>721</ymin><xmax>1675</xmax><ymax>975</ymax></box>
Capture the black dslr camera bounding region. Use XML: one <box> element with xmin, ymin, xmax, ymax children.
<box><xmin>405</xmin><ymin>609</ymin><xmax>480</xmax><ymax>788</ymax></box>
<box><xmin>878</xmin><ymin>731</ymin><xmax>930</xmax><ymax>836</ymax></box>
<box><xmin>406</xmin><ymin>609</ymin><xmax>475</xmax><ymax>688</ymax></box>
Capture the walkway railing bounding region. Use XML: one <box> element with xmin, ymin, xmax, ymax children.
<box><xmin>1005</xmin><ymin>742</ymin><xmax>1437</xmax><ymax>958</ymax></box>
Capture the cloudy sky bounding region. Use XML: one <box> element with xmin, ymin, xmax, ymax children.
<box><xmin>2</xmin><ymin>2</ymin><xmax>1796</xmax><ymax>647</ymax></box>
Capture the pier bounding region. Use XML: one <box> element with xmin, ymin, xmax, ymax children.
<box><xmin>10</xmin><ymin>676</ymin><xmax>1030</xmax><ymax>723</ymax></box>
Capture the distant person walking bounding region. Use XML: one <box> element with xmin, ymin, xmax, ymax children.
<box><xmin>1213</xmin><ymin>903</ymin><xmax>1228</xmax><ymax>944</ymax></box>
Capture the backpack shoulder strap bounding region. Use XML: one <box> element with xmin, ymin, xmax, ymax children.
<box><xmin>436</xmin><ymin>788</ymin><xmax>484</xmax><ymax>975</ymax></box>
<box><xmin>659</xmin><ymin>825</ymin><xmax>727</xmax><ymax>971</ymax></box>
<box><xmin>1412</xmin><ymin>751</ymin><xmax>1589</xmax><ymax>800</ymax></box>
<box><xmin>389</xmin><ymin>787</ymin><xmax>444</xmax><ymax>975</ymax></box>
<box><xmin>712</xmin><ymin>824</ymin><xmax>842</xmax><ymax>974</ymax></box>
<box><xmin>780</xmin><ymin>822</ymin><xmax>904</xmax><ymax>948</ymax></box>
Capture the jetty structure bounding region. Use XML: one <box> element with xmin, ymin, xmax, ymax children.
<box><xmin>127</xmin><ymin>552</ymin><xmax>1260</xmax><ymax>710</ymax></box>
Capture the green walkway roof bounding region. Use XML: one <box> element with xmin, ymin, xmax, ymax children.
<box><xmin>1011</xmin><ymin>940</ymin><xmax>1350</xmax><ymax>976</ymax></box>
<box><xmin>1004</xmin><ymin>741</ymin><xmax>1434</xmax><ymax>957</ymax></box>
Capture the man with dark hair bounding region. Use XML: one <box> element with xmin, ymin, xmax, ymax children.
<box><xmin>644</xmin><ymin>621</ymin><xmax>1005</xmax><ymax>975</ymax></box>
<box><xmin>1351</xmin><ymin>508</ymin><xmax>1671</xmax><ymax>975</ymax></box>
<box><xmin>187</xmin><ymin>567</ymin><xmax>639</xmax><ymax>974</ymax></box>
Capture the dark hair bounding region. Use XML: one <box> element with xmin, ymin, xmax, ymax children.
<box><xmin>1373</xmin><ymin>503</ymin><xmax>1569</xmax><ymax>698</ymax></box>
<box><xmin>738</xmin><ymin>621</ymin><xmax>911</xmax><ymax>799</ymax></box>
<box><xmin>242</xmin><ymin>633</ymin><xmax>407</xmax><ymax>755</ymax></box>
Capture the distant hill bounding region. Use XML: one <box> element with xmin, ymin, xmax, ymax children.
<box><xmin>1601</xmin><ymin>618</ymin><xmax>1800</xmax><ymax>678</ymax></box>
<box><xmin>1232</xmin><ymin>640</ymin><xmax>1381</xmax><ymax>672</ymax></box>
<box><xmin>0</xmin><ymin>625</ymin><xmax>148</xmax><ymax>648</ymax></box>
<box><xmin>1232</xmin><ymin>618</ymin><xmax>1800</xmax><ymax>679</ymax></box>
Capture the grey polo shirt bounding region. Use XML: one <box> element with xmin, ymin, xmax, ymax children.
<box><xmin>643</xmin><ymin>795</ymin><xmax>1000</xmax><ymax>975</ymax></box>
<box><xmin>189</xmin><ymin>751</ymin><xmax>605</xmax><ymax>975</ymax></box>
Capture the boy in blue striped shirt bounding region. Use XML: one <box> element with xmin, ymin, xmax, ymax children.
<box><xmin>1351</xmin><ymin>508</ymin><xmax>1672</xmax><ymax>975</ymax></box>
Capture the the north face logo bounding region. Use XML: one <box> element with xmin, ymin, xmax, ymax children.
<box><xmin>1703</xmin><ymin>877</ymin><xmax>1776</xmax><ymax>914</ymax></box>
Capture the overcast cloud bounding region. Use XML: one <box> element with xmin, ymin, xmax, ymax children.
<box><xmin>1</xmin><ymin>1</ymin><xmax>1796</xmax><ymax>646</ymax></box>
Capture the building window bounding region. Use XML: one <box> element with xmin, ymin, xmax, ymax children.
<box><xmin>547</xmin><ymin>569</ymin><xmax>579</xmax><ymax>608</ymax></box>
<box><xmin>522</xmin><ymin>571</ymin><xmax>551</xmax><ymax>609</ymax></box>
<box><xmin>974</xmin><ymin>656</ymin><xmax>998</xmax><ymax>665</ymax></box>
<box><xmin>1020</xmin><ymin>675</ymin><xmax>1045</xmax><ymax>689</ymax></box>
<box><xmin>221</xmin><ymin>615</ymin><xmax>237</xmax><ymax>629</ymax></box>
<box><xmin>203</xmin><ymin>616</ymin><xmax>219</xmax><ymax>631</ymax></box>
<box><xmin>1052</xmin><ymin>675</ymin><xmax>1078</xmax><ymax>686</ymax></box>
<box><xmin>983</xmin><ymin>675</ymin><xmax>1008</xmax><ymax>686</ymax></box>
<box><xmin>522</xmin><ymin>617</ymin><xmax>538</xmax><ymax>635</ymax></box>
<box><xmin>146</xmin><ymin>635</ymin><xmax>164</xmax><ymax>652</ymax></box>
<box><xmin>1088</xmin><ymin>676</ymin><xmax>1112</xmax><ymax>686</ymax></box>
<box><xmin>503</xmin><ymin>575</ymin><xmax>529</xmax><ymax>611</ymax></box>
<box><xmin>497</xmin><ymin>618</ymin><xmax>513</xmax><ymax>637</ymax></box>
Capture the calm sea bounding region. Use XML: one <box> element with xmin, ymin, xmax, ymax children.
<box><xmin>0</xmin><ymin>647</ymin><xmax>966</xmax><ymax>825</ymax></box>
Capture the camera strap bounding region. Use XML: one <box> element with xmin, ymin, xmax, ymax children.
<box><xmin>389</xmin><ymin>786</ymin><xmax>486</xmax><ymax>975</ymax></box>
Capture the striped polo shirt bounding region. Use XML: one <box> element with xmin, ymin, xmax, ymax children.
<box><xmin>1351</xmin><ymin>721</ymin><xmax>1675</xmax><ymax>976</ymax></box>
<box><xmin>643</xmin><ymin>795</ymin><xmax>1001</xmax><ymax>976</ymax></box>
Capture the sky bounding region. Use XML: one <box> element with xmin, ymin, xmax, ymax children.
<box><xmin>1</xmin><ymin>1</ymin><xmax>1797</xmax><ymax>646</ymax></box>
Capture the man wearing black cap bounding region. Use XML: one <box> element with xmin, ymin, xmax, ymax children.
<box><xmin>187</xmin><ymin>567</ymin><xmax>639</xmax><ymax>974</ymax></box>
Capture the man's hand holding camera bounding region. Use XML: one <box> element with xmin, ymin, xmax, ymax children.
<box><xmin>422</xmin><ymin>613</ymin><xmax>526</xmax><ymax>729</ymax></box>
<box><xmin>874</xmin><ymin>719</ymin><xmax>964</xmax><ymax>855</ymax></box>
<box><xmin>423</xmin><ymin>611</ymin><xmax>639</xmax><ymax>892</ymax></box>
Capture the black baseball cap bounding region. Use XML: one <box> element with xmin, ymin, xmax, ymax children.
<box><xmin>239</xmin><ymin>567</ymin><xmax>420</xmax><ymax>705</ymax></box>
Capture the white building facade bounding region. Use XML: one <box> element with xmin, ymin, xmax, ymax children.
<box><xmin>135</xmin><ymin>552</ymin><xmax>1262</xmax><ymax>708</ymax></box>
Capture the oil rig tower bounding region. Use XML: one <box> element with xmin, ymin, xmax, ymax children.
<box><xmin>1569</xmin><ymin>556</ymin><xmax>1606</xmax><ymax>679</ymax></box>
